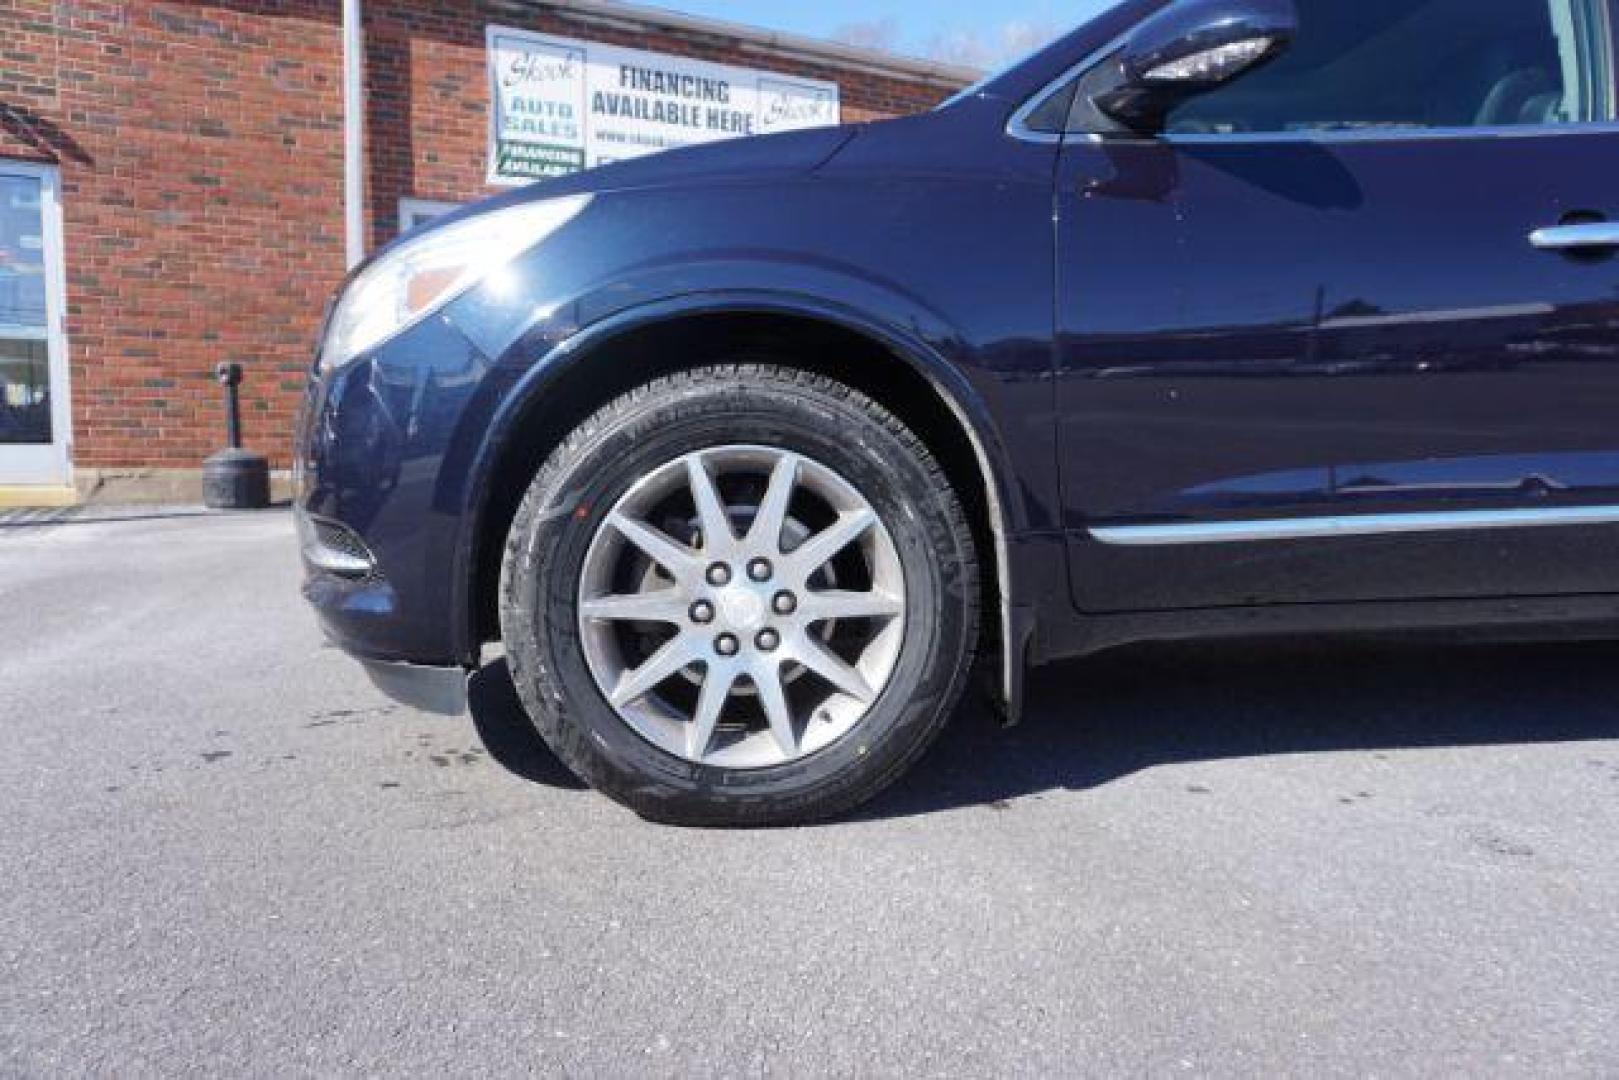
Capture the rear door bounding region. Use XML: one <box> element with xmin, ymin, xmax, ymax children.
<box><xmin>1055</xmin><ymin>0</ymin><xmax>1619</xmax><ymax>612</ymax></box>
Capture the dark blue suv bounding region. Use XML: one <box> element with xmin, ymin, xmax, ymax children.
<box><xmin>298</xmin><ymin>0</ymin><xmax>1619</xmax><ymax>824</ymax></box>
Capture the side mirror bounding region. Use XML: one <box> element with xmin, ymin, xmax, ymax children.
<box><xmin>1094</xmin><ymin>0</ymin><xmax>1298</xmax><ymax>133</ymax></box>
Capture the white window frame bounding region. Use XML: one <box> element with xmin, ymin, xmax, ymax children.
<box><xmin>0</xmin><ymin>160</ymin><xmax>72</xmax><ymax>488</ymax></box>
<box><xmin>398</xmin><ymin>197</ymin><xmax>462</xmax><ymax>237</ymax></box>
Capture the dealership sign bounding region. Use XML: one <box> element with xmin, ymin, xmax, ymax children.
<box><xmin>485</xmin><ymin>26</ymin><xmax>842</xmax><ymax>185</ymax></box>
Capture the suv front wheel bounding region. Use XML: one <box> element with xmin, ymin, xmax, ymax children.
<box><xmin>499</xmin><ymin>364</ymin><xmax>980</xmax><ymax>826</ymax></box>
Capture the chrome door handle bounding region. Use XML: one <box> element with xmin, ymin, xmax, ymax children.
<box><xmin>1529</xmin><ymin>221</ymin><xmax>1619</xmax><ymax>250</ymax></box>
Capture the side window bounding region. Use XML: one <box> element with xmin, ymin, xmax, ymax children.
<box><xmin>1158</xmin><ymin>0</ymin><xmax>1614</xmax><ymax>135</ymax></box>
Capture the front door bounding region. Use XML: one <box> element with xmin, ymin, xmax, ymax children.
<box><xmin>0</xmin><ymin>162</ymin><xmax>70</xmax><ymax>488</ymax></box>
<box><xmin>1057</xmin><ymin>0</ymin><xmax>1619</xmax><ymax>612</ymax></box>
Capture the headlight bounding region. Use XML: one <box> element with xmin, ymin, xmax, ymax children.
<box><xmin>319</xmin><ymin>194</ymin><xmax>592</xmax><ymax>373</ymax></box>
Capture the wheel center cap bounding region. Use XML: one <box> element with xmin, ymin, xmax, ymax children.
<box><xmin>718</xmin><ymin>588</ymin><xmax>766</xmax><ymax>631</ymax></box>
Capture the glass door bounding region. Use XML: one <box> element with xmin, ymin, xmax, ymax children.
<box><xmin>0</xmin><ymin>162</ymin><xmax>70</xmax><ymax>487</ymax></box>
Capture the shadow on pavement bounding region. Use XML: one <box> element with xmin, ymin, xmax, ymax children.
<box><xmin>468</xmin><ymin>659</ymin><xmax>588</xmax><ymax>791</ymax></box>
<box><xmin>867</xmin><ymin>637</ymin><xmax>1619</xmax><ymax>820</ymax></box>
<box><xmin>468</xmin><ymin>639</ymin><xmax>1619</xmax><ymax>820</ymax></box>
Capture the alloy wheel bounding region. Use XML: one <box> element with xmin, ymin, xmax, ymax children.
<box><xmin>577</xmin><ymin>445</ymin><xmax>907</xmax><ymax>769</ymax></box>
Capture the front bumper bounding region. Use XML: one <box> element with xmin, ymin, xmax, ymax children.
<box><xmin>294</xmin><ymin>311</ymin><xmax>499</xmax><ymax>670</ymax></box>
<box><xmin>299</xmin><ymin>507</ymin><xmax>470</xmax><ymax>715</ymax></box>
<box><xmin>360</xmin><ymin>658</ymin><xmax>469</xmax><ymax>716</ymax></box>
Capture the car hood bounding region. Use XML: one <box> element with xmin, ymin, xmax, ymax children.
<box><xmin>347</xmin><ymin>125</ymin><xmax>870</xmax><ymax>284</ymax></box>
<box><xmin>511</xmin><ymin>124</ymin><xmax>862</xmax><ymax>201</ymax></box>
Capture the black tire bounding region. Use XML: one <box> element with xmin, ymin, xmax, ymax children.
<box><xmin>499</xmin><ymin>364</ymin><xmax>980</xmax><ymax>826</ymax></box>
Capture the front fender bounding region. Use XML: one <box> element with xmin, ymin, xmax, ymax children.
<box><xmin>446</xmin><ymin>284</ymin><xmax>1034</xmax><ymax>718</ymax></box>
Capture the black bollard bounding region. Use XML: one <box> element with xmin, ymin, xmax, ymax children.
<box><xmin>202</xmin><ymin>362</ymin><xmax>271</xmax><ymax>509</ymax></box>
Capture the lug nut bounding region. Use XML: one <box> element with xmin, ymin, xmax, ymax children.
<box><xmin>756</xmin><ymin>628</ymin><xmax>780</xmax><ymax>653</ymax></box>
<box><xmin>689</xmin><ymin>600</ymin><xmax>715</xmax><ymax>625</ymax></box>
<box><xmin>706</xmin><ymin>563</ymin><xmax>732</xmax><ymax>587</ymax></box>
<box><xmin>747</xmin><ymin>557</ymin><xmax>773</xmax><ymax>582</ymax></box>
<box><xmin>772</xmin><ymin>591</ymin><xmax>798</xmax><ymax>616</ymax></box>
<box><xmin>715</xmin><ymin>633</ymin><xmax>740</xmax><ymax>657</ymax></box>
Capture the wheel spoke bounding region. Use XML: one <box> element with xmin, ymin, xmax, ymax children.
<box><xmin>787</xmin><ymin>508</ymin><xmax>875</xmax><ymax>578</ymax></box>
<box><xmin>794</xmin><ymin>636</ymin><xmax>876</xmax><ymax>704</ymax></box>
<box><xmin>752</xmin><ymin>660</ymin><xmax>798</xmax><ymax>756</ymax></box>
<box><xmin>747</xmin><ymin>453</ymin><xmax>799</xmax><ymax>554</ymax></box>
<box><xmin>685</xmin><ymin>454</ymin><xmax>734</xmax><ymax>553</ymax></box>
<box><xmin>688</xmin><ymin>664</ymin><xmax>736</xmax><ymax>760</ymax></box>
<box><xmin>609</xmin><ymin>637</ymin><xmax>697</xmax><ymax>707</ymax></box>
<box><xmin>801</xmin><ymin>589</ymin><xmax>903</xmax><ymax>623</ymax></box>
<box><xmin>608</xmin><ymin>512</ymin><xmax>700</xmax><ymax>580</ymax></box>
<box><xmin>580</xmin><ymin>591</ymin><xmax>687</xmax><ymax>624</ymax></box>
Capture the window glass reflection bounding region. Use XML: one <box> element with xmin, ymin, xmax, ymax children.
<box><xmin>0</xmin><ymin>175</ymin><xmax>52</xmax><ymax>446</ymax></box>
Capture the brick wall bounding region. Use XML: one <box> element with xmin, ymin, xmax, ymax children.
<box><xmin>361</xmin><ymin>1</ymin><xmax>962</xmax><ymax>247</ymax></box>
<box><xmin>1</xmin><ymin>0</ymin><xmax>345</xmax><ymax>473</ymax></box>
<box><xmin>0</xmin><ymin>1</ymin><xmax>961</xmax><ymax>475</ymax></box>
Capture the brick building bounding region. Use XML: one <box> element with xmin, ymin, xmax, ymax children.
<box><xmin>0</xmin><ymin>0</ymin><xmax>975</xmax><ymax>504</ymax></box>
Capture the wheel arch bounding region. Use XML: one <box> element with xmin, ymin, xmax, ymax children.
<box><xmin>456</xmin><ymin>295</ymin><xmax>1031</xmax><ymax>718</ymax></box>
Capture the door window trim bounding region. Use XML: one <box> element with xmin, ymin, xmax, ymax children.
<box><xmin>1005</xmin><ymin>39</ymin><xmax>1124</xmax><ymax>144</ymax></box>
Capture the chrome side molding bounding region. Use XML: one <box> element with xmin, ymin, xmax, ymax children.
<box><xmin>1529</xmin><ymin>221</ymin><xmax>1619</xmax><ymax>251</ymax></box>
<box><xmin>1090</xmin><ymin>505</ymin><xmax>1619</xmax><ymax>547</ymax></box>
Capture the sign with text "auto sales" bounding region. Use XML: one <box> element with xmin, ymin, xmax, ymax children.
<box><xmin>486</xmin><ymin>26</ymin><xmax>842</xmax><ymax>185</ymax></box>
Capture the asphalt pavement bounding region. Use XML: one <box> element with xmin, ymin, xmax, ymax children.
<box><xmin>2</xmin><ymin>510</ymin><xmax>1616</xmax><ymax>1076</ymax></box>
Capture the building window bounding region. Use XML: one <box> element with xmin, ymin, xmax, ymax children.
<box><xmin>398</xmin><ymin>198</ymin><xmax>462</xmax><ymax>236</ymax></box>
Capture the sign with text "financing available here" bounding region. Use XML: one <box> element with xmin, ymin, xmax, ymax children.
<box><xmin>485</xmin><ymin>25</ymin><xmax>842</xmax><ymax>185</ymax></box>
